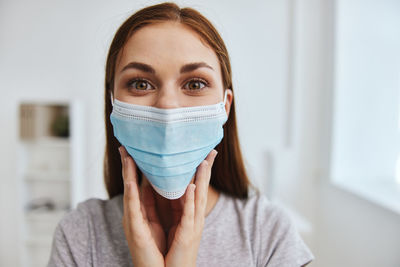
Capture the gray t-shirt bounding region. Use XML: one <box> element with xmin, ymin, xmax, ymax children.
<box><xmin>47</xmin><ymin>191</ymin><xmax>314</xmax><ymax>267</ymax></box>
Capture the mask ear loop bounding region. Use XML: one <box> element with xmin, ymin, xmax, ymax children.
<box><xmin>110</xmin><ymin>91</ymin><xmax>114</xmax><ymax>107</ymax></box>
<box><xmin>223</xmin><ymin>89</ymin><xmax>228</xmax><ymax>105</ymax></box>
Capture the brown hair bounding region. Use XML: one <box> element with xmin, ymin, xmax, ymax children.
<box><xmin>103</xmin><ymin>2</ymin><xmax>254</xmax><ymax>199</ymax></box>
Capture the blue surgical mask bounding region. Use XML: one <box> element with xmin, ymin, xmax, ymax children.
<box><xmin>110</xmin><ymin>91</ymin><xmax>228</xmax><ymax>199</ymax></box>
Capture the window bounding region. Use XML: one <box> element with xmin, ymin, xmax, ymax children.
<box><xmin>330</xmin><ymin>0</ymin><xmax>400</xmax><ymax>213</ymax></box>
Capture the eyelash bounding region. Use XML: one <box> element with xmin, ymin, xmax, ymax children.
<box><xmin>125</xmin><ymin>76</ymin><xmax>210</xmax><ymax>92</ymax></box>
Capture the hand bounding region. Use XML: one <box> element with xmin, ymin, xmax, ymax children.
<box><xmin>119</xmin><ymin>146</ymin><xmax>165</xmax><ymax>267</ymax></box>
<box><xmin>165</xmin><ymin>149</ymin><xmax>218</xmax><ymax>267</ymax></box>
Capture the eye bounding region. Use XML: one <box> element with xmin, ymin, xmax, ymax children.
<box><xmin>127</xmin><ymin>78</ymin><xmax>154</xmax><ymax>91</ymax></box>
<box><xmin>184</xmin><ymin>78</ymin><xmax>208</xmax><ymax>90</ymax></box>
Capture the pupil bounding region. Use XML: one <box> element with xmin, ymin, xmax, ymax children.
<box><xmin>137</xmin><ymin>81</ymin><xmax>146</xmax><ymax>90</ymax></box>
<box><xmin>190</xmin><ymin>81</ymin><xmax>199</xmax><ymax>89</ymax></box>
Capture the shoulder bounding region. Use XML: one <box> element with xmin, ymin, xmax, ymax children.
<box><xmin>223</xmin><ymin>191</ymin><xmax>314</xmax><ymax>267</ymax></box>
<box><xmin>57</xmin><ymin>194</ymin><xmax>123</xmax><ymax>232</ymax></box>
<box><xmin>70</xmin><ymin>194</ymin><xmax>123</xmax><ymax>218</ymax></box>
<box><xmin>222</xmin><ymin>190</ymin><xmax>289</xmax><ymax>231</ymax></box>
<box><xmin>47</xmin><ymin>195</ymin><xmax>124</xmax><ymax>266</ymax></box>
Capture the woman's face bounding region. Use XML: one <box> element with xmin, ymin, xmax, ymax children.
<box><xmin>113</xmin><ymin>21</ymin><xmax>232</xmax><ymax>113</ymax></box>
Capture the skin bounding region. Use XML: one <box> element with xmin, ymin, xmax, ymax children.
<box><xmin>113</xmin><ymin>21</ymin><xmax>233</xmax><ymax>267</ymax></box>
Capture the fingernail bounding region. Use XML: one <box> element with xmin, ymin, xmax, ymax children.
<box><xmin>118</xmin><ymin>146</ymin><xmax>122</xmax><ymax>155</ymax></box>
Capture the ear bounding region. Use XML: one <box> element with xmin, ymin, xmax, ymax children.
<box><xmin>224</xmin><ymin>89</ymin><xmax>233</xmax><ymax>118</ymax></box>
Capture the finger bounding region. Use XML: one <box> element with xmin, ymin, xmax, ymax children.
<box><xmin>194</xmin><ymin>161</ymin><xmax>209</xmax><ymax>213</ymax></box>
<box><xmin>119</xmin><ymin>146</ymin><xmax>141</xmax><ymax>221</ymax></box>
<box><xmin>137</xmin><ymin>183</ymin><xmax>149</xmax><ymax>220</ymax></box>
<box><xmin>194</xmin><ymin>150</ymin><xmax>218</xmax><ymax>222</ymax></box>
<box><xmin>120</xmin><ymin>146</ymin><xmax>137</xmax><ymax>185</ymax></box>
<box><xmin>142</xmin><ymin>185</ymin><xmax>161</xmax><ymax>224</ymax></box>
<box><xmin>204</xmin><ymin>149</ymin><xmax>218</xmax><ymax>166</ymax></box>
<box><xmin>202</xmin><ymin>149</ymin><xmax>218</xmax><ymax>182</ymax></box>
<box><xmin>180</xmin><ymin>183</ymin><xmax>196</xmax><ymax>230</ymax></box>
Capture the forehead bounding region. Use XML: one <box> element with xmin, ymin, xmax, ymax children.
<box><xmin>115</xmin><ymin>21</ymin><xmax>220</xmax><ymax>73</ymax></box>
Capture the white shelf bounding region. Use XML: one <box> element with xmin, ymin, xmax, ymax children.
<box><xmin>21</xmin><ymin>136</ymin><xmax>70</xmax><ymax>147</ymax></box>
<box><xmin>16</xmin><ymin>100</ymin><xmax>85</xmax><ymax>267</ymax></box>
<box><xmin>25</xmin><ymin>209</ymin><xmax>67</xmax><ymax>221</ymax></box>
<box><xmin>25</xmin><ymin>170</ymin><xmax>70</xmax><ymax>182</ymax></box>
<box><xmin>25</xmin><ymin>236</ymin><xmax>54</xmax><ymax>247</ymax></box>
<box><xmin>24</xmin><ymin>209</ymin><xmax>67</xmax><ymax>243</ymax></box>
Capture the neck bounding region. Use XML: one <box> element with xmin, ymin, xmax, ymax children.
<box><xmin>139</xmin><ymin>177</ymin><xmax>220</xmax><ymax>232</ymax></box>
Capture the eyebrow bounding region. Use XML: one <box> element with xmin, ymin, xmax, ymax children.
<box><xmin>120</xmin><ymin>61</ymin><xmax>214</xmax><ymax>74</ymax></box>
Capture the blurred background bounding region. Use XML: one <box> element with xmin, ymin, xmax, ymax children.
<box><xmin>0</xmin><ymin>0</ymin><xmax>399</xmax><ymax>266</ymax></box>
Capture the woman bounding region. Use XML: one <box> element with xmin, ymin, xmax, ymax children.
<box><xmin>48</xmin><ymin>2</ymin><xmax>314</xmax><ymax>266</ymax></box>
